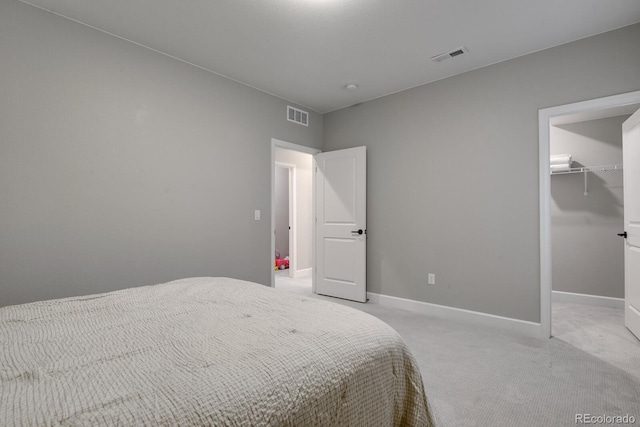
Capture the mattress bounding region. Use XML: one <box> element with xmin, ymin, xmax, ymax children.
<box><xmin>0</xmin><ymin>277</ymin><xmax>433</xmax><ymax>426</ymax></box>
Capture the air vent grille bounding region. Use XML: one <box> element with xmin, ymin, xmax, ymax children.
<box><xmin>287</xmin><ymin>106</ymin><xmax>309</xmax><ymax>127</ymax></box>
<box><xmin>431</xmin><ymin>46</ymin><xmax>468</xmax><ymax>63</ymax></box>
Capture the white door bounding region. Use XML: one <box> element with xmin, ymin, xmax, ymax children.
<box><xmin>623</xmin><ymin>108</ymin><xmax>640</xmax><ymax>340</ymax></box>
<box><xmin>315</xmin><ymin>146</ymin><xmax>366</xmax><ymax>302</ymax></box>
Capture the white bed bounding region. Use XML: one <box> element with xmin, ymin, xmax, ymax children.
<box><xmin>0</xmin><ymin>277</ymin><xmax>434</xmax><ymax>426</ymax></box>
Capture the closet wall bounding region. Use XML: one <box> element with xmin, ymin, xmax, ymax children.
<box><xmin>550</xmin><ymin>115</ymin><xmax>629</xmax><ymax>298</ymax></box>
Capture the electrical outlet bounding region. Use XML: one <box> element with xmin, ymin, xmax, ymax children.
<box><xmin>428</xmin><ymin>273</ymin><xmax>436</xmax><ymax>285</ymax></box>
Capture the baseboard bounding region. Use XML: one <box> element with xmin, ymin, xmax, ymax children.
<box><xmin>294</xmin><ymin>268</ymin><xmax>312</xmax><ymax>278</ymax></box>
<box><xmin>552</xmin><ymin>290</ymin><xmax>624</xmax><ymax>309</ymax></box>
<box><xmin>367</xmin><ymin>292</ymin><xmax>542</xmax><ymax>338</ymax></box>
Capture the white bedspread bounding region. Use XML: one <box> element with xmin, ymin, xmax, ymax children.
<box><xmin>1</xmin><ymin>277</ymin><xmax>433</xmax><ymax>426</ymax></box>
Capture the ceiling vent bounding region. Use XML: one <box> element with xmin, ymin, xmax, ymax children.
<box><xmin>431</xmin><ymin>46</ymin><xmax>468</xmax><ymax>63</ymax></box>
<box><xmin>287</xmin><ymin>106</ymin><xmax>309</xmax><ymax>127</ymax></box>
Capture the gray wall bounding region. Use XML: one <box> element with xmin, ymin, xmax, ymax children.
<box><xmin>551</xmin><ymin>116</ymin><xmax>627</xmax><ymax>298</ymax></box>
<box><xmin>324</xmin><ymin>24</ymin><xmax>640</xmax><ymax>322</ymax></box>
<box><xmin>0</xmin><ymin>0</ymin><xmax>323</xmax><ymax>306</ymax></box>
<box><xmin>274</xmin><ymin>166</ymin><xmax>289</xmax><ymax>258</ymax></box>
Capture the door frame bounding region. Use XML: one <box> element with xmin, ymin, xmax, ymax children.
<box><xmin>270</xmin><ymin>138</ymin><xmax>321</xmax><ymax>289</ymax></box>
<box><xmin>275</xmin><ymin>161</ymin><xmax>296</xmax><ymax>278</ymax></box>
<box><xmin>538</xmin><ymin>90</ymin><xmax>640</xmax><ymax>339</ymax></box>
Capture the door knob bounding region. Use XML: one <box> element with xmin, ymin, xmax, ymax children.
<box><xmin>351</xmin><ymin>229</ymin><xmax>364</xmax><ymax>235</ymax></box>
<box><xmin>618</xmin><ymin>232</ymin><xmax>627</xmax><ymax>238</ymax></box>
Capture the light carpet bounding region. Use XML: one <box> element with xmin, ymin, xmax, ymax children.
<box><xmin>274</xmin><ymin>272</ymin><xmax>640</xmax><ymax>427</ymax></box>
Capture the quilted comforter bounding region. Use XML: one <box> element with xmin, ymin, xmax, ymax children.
<box><xmin>0</xmin><ymin>277</ymin><xmax>433</xmax><ymax>426</ymax></box>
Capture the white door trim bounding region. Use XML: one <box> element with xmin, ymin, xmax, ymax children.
<box><xmin>538</xmin><ymin>90</ymin><xmax>640</xmax><ymax>339</ymax></box>
<box><xmin>270</xmin><ymin>139</ymin><xmax>321</xmax><ymax>289</ymax></box>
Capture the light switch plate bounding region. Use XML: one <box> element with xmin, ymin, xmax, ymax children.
<box><xmin>254</xmin><ymin>210</ymin><xmax>261</xmax><ymax>220</ymax></box>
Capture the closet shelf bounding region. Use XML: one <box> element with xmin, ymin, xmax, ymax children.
<box><xmin>550</xmin><ymin>164</ymin><xmax>623</xmax><ymax>175</ymax></box>
<box><xmin>550</xmin><ymin>163</ymin><xmax>622</xmax><ymax>196</ymax></box>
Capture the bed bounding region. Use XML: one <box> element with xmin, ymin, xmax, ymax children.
<box><xmin>0</xmin><ymin>277</ymin><xmax>434</xmax><ymax>426</ymax></box>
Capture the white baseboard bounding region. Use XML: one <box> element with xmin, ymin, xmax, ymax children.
<box><xmin>294</xmin><ymin>268</ymin><xmax>312</xmax><ymax>278</ymax></box>
<box><xmin>552</xmin><ymin>291</ymin><xmax>624</xmax><ymax>309</ymax></box>
<box><xmin>367</xmin><ymin>292</ymin><xmax>542</xmax><ymax>339</ymax></box>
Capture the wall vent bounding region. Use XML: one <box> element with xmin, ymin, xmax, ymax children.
<box><xmin>431</xmin><ymin>46</ymin><xmax>468</xmax><ymax>63</ymax></box>
<box><xmin>287</xmin><ymin>106</ymin><xmax>309</xmax><ymax>127</ymax></box>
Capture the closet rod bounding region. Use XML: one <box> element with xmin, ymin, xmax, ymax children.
<box><xmin>549</xmin><ymin>163</ymin><xmax>623</xmax><ymax>175</ymax></box>
<box><xmin>550</xmin><ymin>163</ymin><xmax>623</xmax><ymax>196</ymax></box>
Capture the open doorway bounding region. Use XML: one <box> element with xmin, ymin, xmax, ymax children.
<box><xmin>270</xmin><ymin>139</ymin><xmax>320</xmax><ymax>294</ymax></box>
<box><xmin>539</xmin><ymin>90</ymin><xmax>640</xmax><ymax>340</ymax></box>
<box><xmin>549</xmin><ymin>114</ymin><xmax>629</xmax><ymax>347</ymax></box>
<box><xmin>275</xmin><ymin>163</ymin><xmax>294</xmax><ymax>278</ymax></box>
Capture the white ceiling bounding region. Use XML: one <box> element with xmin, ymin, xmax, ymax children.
<box><xmin>20</xmin><ymin>0</ymin><xmax>640</xmax><ymax>113</ymax></box>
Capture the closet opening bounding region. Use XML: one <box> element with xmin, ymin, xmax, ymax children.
<box><xmin>549</xmin><ymin>114</ymin><xmax>628</xmax><ymax>339</ymax></box>
<box><xmin>538</xmin><ymin>91</ymin><xmax>640</xmax><ymax>341</ymax></box>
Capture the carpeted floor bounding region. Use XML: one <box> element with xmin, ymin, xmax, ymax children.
<box><xmin>275</xmin><ymin>272</ymin><xmax>640</xmax><ymax>426</ymax></box>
